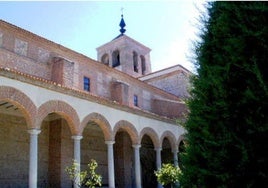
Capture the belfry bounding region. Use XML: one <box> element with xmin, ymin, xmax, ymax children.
<box><xmin>97</xmin><ymin>13</ymin><xmax>152</xmax><ymax>78</ymax></box>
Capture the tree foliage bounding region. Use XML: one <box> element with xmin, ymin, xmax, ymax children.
<box><xmin>179</xmin><ymin>2</ymin><xmax>268</xmax><ymax>188</ymax></box>
<box><xmin>65</xmin><ymin>159</ymin><xmax>102</xmax><ymax>188</ymax></box>
<box><xmin>155</xmin><ymin>163</ymin><xmax>181</xmax><ymax>187</ymax></box>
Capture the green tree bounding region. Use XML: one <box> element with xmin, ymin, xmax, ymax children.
<box><xmin>179</xmin><ymin>2</ymin><xmax>268</xmax><ymax>188</ymax></box>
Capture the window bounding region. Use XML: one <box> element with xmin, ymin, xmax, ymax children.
<box><xmin>134</xmin><ymin>95</ymin><xmax>138</xmax><ymax>107</ymax></box>
<box><xmin>84</xmin><ymin>77</ymin><xmax>90</xmax><ymax>92</ymax></box>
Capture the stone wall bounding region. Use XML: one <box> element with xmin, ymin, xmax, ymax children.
<box><xmin>0</xmin><ymin>114</ymin><xmax>29</xmax><ymax>188</ymax></box>
<box><xmin>150</xmin><ymin>73</ymin><xmax>190</xmax><ymax>99</ymax></box>
<box><xmin>143</xmin><ymin>71</ymin><xmax>191</xmax><ymax>99</ymax></box>
<box><xmin>81</xmin><ymin>123</ymin><xmax>108</xmax><ymax>185</ymax></box>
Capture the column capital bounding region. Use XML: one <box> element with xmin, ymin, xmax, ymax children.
<box><xmin>154</xmin><ymin>147</ymin><xmax>162</xmax><ymax>151</ymax></box>
<box><xmin>28</xmin><ymin>129</ymin><xmax>41</xmax><ymax>135</ymax></box>
<box><xmin>105</xmin><ymin>140</ymin><xmax>115</xmax><ymax>145</ymax></box>
<box><xmin>132</xmin><ymin>144</ymin><xmax>141</xmax><ymax>149</ymax></box>
<box><xmin>72</xmin><ymin>135</ymin><xmax>83</xmax><ymax>140</ymax></box>
<box><xmin>172</xmin><ymin>148</ymin><xmax>178</xmax><ymax>154</ymax></box>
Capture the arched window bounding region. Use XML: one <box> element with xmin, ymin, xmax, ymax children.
<box><xmin>112</xmin><ymin>50</ymin><xmax>120</xmax><ymax>67</ymax></box>
<box><xmin>141</xmin><ymin>55</ymin><xmax>146</xmax><ymax>75</ymax></box>
<box><xmin>101</xmin><ymin>53</ymin><xmax>109</xmax><ymax>66</ymax></box>
<box><xmin>133</xmin><ymin>51</ymin><xmax>138</xmax><ymax>73</ymax></box>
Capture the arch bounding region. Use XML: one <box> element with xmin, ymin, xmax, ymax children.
<box><xmin>133</xmin><ymin>51</ymin><xmax>138</xmax><ymax>73</ymax></box>
<box><xmin>177</xmin><ymin>134</ymin><xmax>186</xmax><ymax>146</ymax></box>
<box><xmin>80</xmin><ymin>112</ymin><xmax>112</xmax><ymax>141</ymax></box>
<box><xmin>140</xmin><ymin>55</ymin><xmax>146</xmax><ymax>75</ymax></box>
<box><xmin>139</xmin><ymin>127</ymin><xmax>160</xmax><ymax>148</ymax></box>
<box><xmin>0</xmin><ymin>86</ymin><xmax>37</xmax><ymax>128</ymax></box>
<box><xmin>112</xmin><ymin>50</ymin><xmax>120</xmax><ymax>67</ymax></box>
<box><xmin>101</xmin><ymin>53</ymin><xmax>109</xmax><ymax>66</ymax></box>
<box><xmin>160</xmin><ymin>130</ymin><xmax>177</xmax><ymax>152</ymax></box>
<box><xmin>113</xmin><ymin>120</ymin><xmax>139</xmax><ymax>145</ymax></box>
<box><xmin>37</xmin><ymin>100</ymin><xmax>80</xmax><ymax>135</ymax></box>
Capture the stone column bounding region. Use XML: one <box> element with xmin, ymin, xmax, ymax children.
<box><xmin>173</xmin><ymin>148</ymin><xmax>179</xmax><ymax>167</ymax></box>
<box><xmin>72</xmin><ymin>135</ymin><xmax>83</xmax><ymax>188</ymax></box>
<box><xmin>155</xmin><ymin>147</ymin><xmax>163</xmax><ymax>188</ymax></box>
<box><xmin>133</xmin><ymin>144</ymin><xmax>141</xmax><ymax>188</ymax></box>
<box><xmin>28</xmin><ymin>129</ymin><xmax>41</xmax><ymax>188</ymax></box>
<box><xmin>105</xmin><ymin>141</ymin><xmax>115</xmax><ymax>188</ymax></box>
<box><xmin>155</xmin><ymin>147</ymin><xmax>162</xmax><ymax>170</ymax></box>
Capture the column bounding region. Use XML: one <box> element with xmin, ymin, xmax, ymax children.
<box><xmin>28</xmin><ymin>129</ymin><xmax>41</xmax><ymax>188</ymax></box>
<box><xmin>155</xmin><ymin>147</ymin><xmax>162</xmax><ymax>170</ymax></box>
<box><xmin>72</xmin><ymin>135</ymin><xmax>83</xmax><ymax>188</ymax></box>
<box><xmin>155</xmin><ymin>147</ymin><xmax>163</xmax><ymax>188</ymax></box>
<box><xmin>105</xmin><ymin>141</ymin><xmax>115</xmax><ymax>188</ymax></box>
<box><xmin>173</xmin><ymin>148</ymin><xmax>180</xmax><ymax>188</ymax></box>
<box><xmin>133</xmin><ymin>144</ymin><xmax>141</xmax><ymax>188</ymax></box>
<box><xmin>173</xmin><ymin>148</ymin><xmax>179</xmax><ymax>167</ymax></box>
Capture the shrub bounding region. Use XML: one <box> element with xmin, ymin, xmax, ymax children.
<box><xmin>65</xmin><ymin>159</ymin><xmax>102</xmax><ymax>188</ymax></box>
<box><xmin>155</xmin><ymin>163</ymin><xmax>181</xmax><ymax>187</ymax></box>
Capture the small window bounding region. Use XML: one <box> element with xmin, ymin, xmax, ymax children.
<box><xmin>84</xmin><ymin>77</ymin><xmax>90</xmax><ymax>92</ymax></box>
<box><xmin>134</xmin><ymin>95</ymin><xmax>138</xmax><ymax>107</ymax></box>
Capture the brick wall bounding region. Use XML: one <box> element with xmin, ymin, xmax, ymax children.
<box><xmin>152</xmin><ymin>99</ymin><xmax>188</xmax><ymax>119</ymax></box>
<box><xmin>114</xmin><ymin>131</ymin><xmax>133</xmax><ymax>187</ymax></box>
<box><xmin>0</xmin><ymin>20</ymin><xmax>187</xmax><ymax>119</ymax></box>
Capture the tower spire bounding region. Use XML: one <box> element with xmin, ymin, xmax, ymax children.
<box><xmin>119</xmin><ymin>8</ymin><xmax>126</xmax><ymax>34</ymax></box>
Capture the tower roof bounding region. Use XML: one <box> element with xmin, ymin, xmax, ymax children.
<box><xmin>113</xmin><ymin>13</ymin><xmax>126</xmax><ymax>40</ymax></box>
<box><xmin>119</xmin><ymin>14</ymin><xmax>126</xmax><ymax>34</ymax></box>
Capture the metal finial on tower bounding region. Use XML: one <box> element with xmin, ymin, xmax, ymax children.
<box><xmin>119</xmin><ymin>8</ymin><xmax>126</xmax><ymax>34</ymax></box>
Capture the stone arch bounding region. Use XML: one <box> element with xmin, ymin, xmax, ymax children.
<box><xmin>80</xmin><ymin>112</ymin><xmax>112</xmax><ymax>141</ymax></box>
<box><xmin>160</xmin><ymin>130</ymin><xmax>177</xmax><ymax>152</ymax></box>
<box><xmin>140</xmin><ymin>55</ymin><xmax>146</xmax><ymax>75</ymax></box>
<box><xmin>37</xmin><ymin>100</ymin><xmax>80</xmax><ymax>135</ymax></box>
<box><xmin>101</xmin><ymin>53</ymin><xmax>109</xmax><ymax>66</ymax></box>
<box><xmin>139</xmin><ymin>127</ymin><xmax>160</xmax><ymax>148</ymax></box>
<box><xmin>112</xmin><ymin>50</ymin><xmax>120</xmax><ymax>67</ymax></box>
<box><xmin>0</xmin><ymin>86</ymin><xmax>37</xmax><ymax>128</ymax></box>
<box><xmin>113</xmin><ymin>120</ymin><xmax>139</xmax><ymax>145</ymax></box>
<box><xmin>133</xmin><ymin>51</ymin><xmax>138</xmax><ymax>73</ymax></box>
<box><xmin>177</xmin><ymin>134</ymin><xmax>186</xmax><ymax>147</ymax></box>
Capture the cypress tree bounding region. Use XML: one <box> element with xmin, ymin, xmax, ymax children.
<box><xmin>180</xmin><ymin>2</ymin><xmax>268</xmax><ymax>187</ymax></box>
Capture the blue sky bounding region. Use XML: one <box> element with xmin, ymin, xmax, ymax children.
<box><xmin>0</xmin><ymin>1</ymin><xmax>206</xmax><ymax>72</ymax></box>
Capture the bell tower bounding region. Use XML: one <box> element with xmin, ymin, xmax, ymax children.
<box><xmin>96</xmin><ymin>13</ymin><xmax>152</xmax><ymax>78</ymax></box>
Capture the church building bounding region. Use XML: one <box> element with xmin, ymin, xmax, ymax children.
<box><xmin>0</xmin><ymin>14</ymin><xmax>191</xmax><ymax>188</ymax></box>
